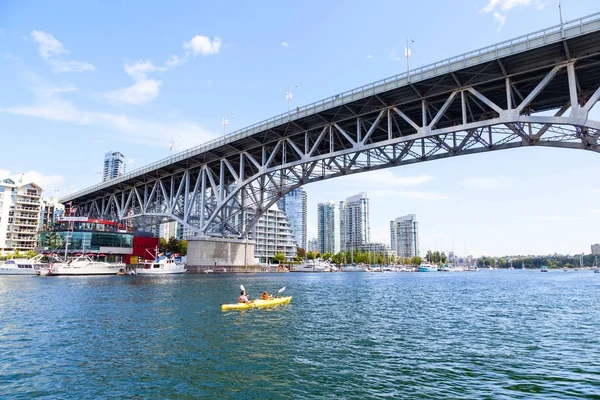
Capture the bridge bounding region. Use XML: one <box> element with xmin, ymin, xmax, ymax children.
<box><xmin>62</xmin><ymin>13</ymin><xmax>600</xmax><ymax>241</ymax></box>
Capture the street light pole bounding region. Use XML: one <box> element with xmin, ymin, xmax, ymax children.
<box><xmin>286</xmin><ymin>84</ymin><xmax>298</xmax><ymax>114</ymax></box>
<box><xmin>222</xmin><ymin>111</ymin><xmax>234</xmax><ymax>136</ymax></box>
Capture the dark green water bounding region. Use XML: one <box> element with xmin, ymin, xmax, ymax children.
<box><xmin>1</xmin><ymin>270</ymin><xmax>599</xmax><ymax>399</ymax></box>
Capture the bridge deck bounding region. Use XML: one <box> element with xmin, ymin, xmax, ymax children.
<box><xmin>62</xmin><ymin>13</ymin><xmax>600</xmax><ymax>204</ymax></box>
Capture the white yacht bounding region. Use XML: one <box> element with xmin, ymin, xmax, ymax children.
<box><xmin>342</xmin><ymin>265</ymin><xmax>368</xmax><ymax>272</ymax></box>
<box><xmin>46</xmin><ymin>255</ymin><xmax>125</xmax><ymax>276</ymax></box>
<box><xmin>0</xmin><ymin>256</ymin><xmax>45</xmax><ymax>275</ymax></box>
<box><xmin>134</xmin><ymin>257</ymin><xmax>186</xmax><ymax>275</ymax></box>
<box><xmin>292</xmin><ymin>259</ymin><xmax>329</xmax><ymax>272</ymax></box>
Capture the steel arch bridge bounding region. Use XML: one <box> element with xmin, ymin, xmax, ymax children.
<box><xmin>63</xmin><ymin>14</ymin><xmax>600</xmax><ymax>239</ymax></box>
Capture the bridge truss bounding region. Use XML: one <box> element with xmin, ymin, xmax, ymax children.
<box><xmin>70</xmin><ymin>22</ymin><xmax>600</xmax><ymax>239</ymax></box>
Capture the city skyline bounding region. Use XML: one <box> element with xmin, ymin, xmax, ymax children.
<box><xmin>1</xmin><ymin>1</ymin><xmax>600</xmax><ymax>257</ymax></box>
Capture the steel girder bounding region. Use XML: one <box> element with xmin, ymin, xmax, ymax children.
<box><xmin>73</xmin><ymin>61</ymin><xmax>600</xmax><ymax>238</ymax></box>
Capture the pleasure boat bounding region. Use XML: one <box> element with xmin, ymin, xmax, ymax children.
<box><xmin>342</xmin><ymin>264</ymin><xmax>368</xmax><ymax>272</ymax></box>
<box><xmin>48</xmin><ymin>255</ymin><xmax>125</xmax><ymax>276</ymax></box>
<box><xmin>0</xmin><ymin>255</ymin><xmax>45</xmax><ymax>275</ymax></box>
<box><xmin>134</xmin><ymin>257</ymin><xmax>186</xmax><ymax>275</ymax></box>
<box><xmin>418</xmin><ymin>263</ymin><xmax>438</xmax><ymax>272</ymax></box>
<box><xmin>292</xmin><ymin>259</ymin><xmax>329</xmax><ymax>272</ymax></box>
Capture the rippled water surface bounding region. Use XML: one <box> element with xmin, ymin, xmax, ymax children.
<box><xmin>1</xmin><ymin>270</ymin><xmax>599</xmax><ymax>399</ymax></box>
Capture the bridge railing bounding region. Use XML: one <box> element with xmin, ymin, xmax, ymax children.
<box><xmin>62</xmin><ymin>12</ymin><xmax>600</xmax><ymax>202</ymax></box>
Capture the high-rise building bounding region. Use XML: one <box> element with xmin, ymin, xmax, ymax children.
<box><xmin>103</xmin><ymin>151</ymin><xmax>126</xmax><ymax>182</ymax></box>
<box><xmin>317</xmin><ymin>202</ymin><xmax>340</xmax><ymax>254</ymax></box>
<box><xmin>252</xmin><ymin>203</ymin><xmax>297</xmax><ymax>264</ymax></box>
<box><xmin>342</xmin><ymin>192</ymin><xmax>370</xmax><ymax>250</ymax></box>
<box><xmin>39</xmin><ymin>198</ymin><xmax>65</xmax><ymax>231</ymax></box>
<box><xmin>277</xmin><ymin>188</ymin><xmax>307</xmax><ymax>249</ymax></box>
<box><xmin>0</xmin><ymin>178</ymin><xmax>43</xmax><ymax>255</ymax></box>
<box><xmin>390</xmin><ymin>214</ymin><xmax>419</xmax><ymax>258</ymax></box>
<box><xmin>591</xmin><ymin>244</ymin><xmax>600</xmax><ymax>255</ymax></box>
<box><xmin>307</xmin><ymin>237</ymin><xmax>318</xmax><ymax>252</ymax></box>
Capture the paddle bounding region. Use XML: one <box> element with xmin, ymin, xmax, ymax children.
<box><xmin>271</xmin><ymin>286</ymin><xmax>286</xmax><ymax>298</ymax></box>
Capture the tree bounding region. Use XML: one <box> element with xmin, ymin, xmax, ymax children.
<box><xmin>307</xmin><ymin>251</ymin><xmax>316</xmax><ymax>260</ymax></box>
<box><xmin>412</xmin><ymin>256</ymin><xmax>422</xmax><ymax>265</ymax></box>
<box><xmin>165</xmin><ymin>237</ymin><xmax>180</xmax><ymax>254</ymax></box>
<box><xmin>296</xmin><ymin>247</ymin><xmax>306</xmax><ymax>259</ymax></box>
<box><xmin>159</xmin><ymin>237</ymin><xmax>168</xmax><ymax>253</ymax></box>
<box><xmin>180</xmin><ymin>240</ymin><xmax>187</xmax><ymax>256</ymax></box>
<box><xmin>272</xmin><ymin>253</ymin><xmax>286</xmax><ymax>264</ymax></box>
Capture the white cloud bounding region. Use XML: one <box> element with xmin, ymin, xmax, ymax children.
<box><xmin>30</xmin><ymin>30</ymin><xmax>95</xmax><ymax>74</ymax></box>
<box><xmin>106</xmin><ymin>61</ymin><xmax>164</xmax><ymax>105</ymax></box>
<box><xmin>481</xmin><ymin>0</ymin><xmax>532</xmax><ymax>13</ymax></box>
<box><xmin>281</xmin><ymin>41</ymin><xmax>289</xmax><ymax>48</ymax></box>
<box><xmin>516</xmin><ymin>215</ymin><xmax>584</xmax><ymax>220</ymax></box>
<box><xmin>345</xmin><ymin>170</ymin><xmax>435</xmax><ymax>187</ymax></box>
<box><xmin>367</xmin><ymin>189</ymin><xmax>448</xmax><ymax>200</ymax></box>
<box><xmin>106</xmin><ymin>78</ymin><xmax>162</xmax><ymax>105</ymax></box>
<box><xmin>184</xmin><ymin>35</ymin><xmax>222</xmax><ymax>56</ymax></box>
<box><xmin>166</xmin><ymin>54</ymin><xmax>185</xmax><ymax>67</ymax></box>
<box><xmin>390</xmin><ymin>50</ymin><xmax>401</xmax><ymax>62</ymax></box>
<box><xmin>593</xmin><ymin>209</ymin><xmax>600</xmax><ymax>214</ymax></box>
<box><xmin>493</xmin><ymin>12</ymin><xmax>506</xmax><ymax>31</ymax></box>
<box><xmin>0</xmin><ymin>169</ymin><xmax>66</xmax><ymax>190</ymax></box>
<box><xmin>1</xmin><ymin>77</ymin><xmax>217</xmax><ymax>150</ymax></box>
<box><xmin>480</xmin><ymin>0</ymin><xmax>545</xmax><ymax>31</ymax></box>
<box><xmin>460</xmin><ymin>176</ymin><xmax>513</xmax><ymax>189</ymax></box>
<box><xmin>366</xmin><ymin>54</ymin><xmax>373</xmax><ymax>59</ymax></box>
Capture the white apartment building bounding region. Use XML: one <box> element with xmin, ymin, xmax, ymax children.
<box><xmin>317</xmin><ymin>201</ymin><xmax>340</xmax><ymax>254</ymax></box>
<box><xmin>103</xmin><ymin>151</ymin><xmax>126</xmax><ymax>182</ymax></box>
<box><xmin>277</xmin><ymin>188</ymin><xmax>307</xmax><ymax>249</ymax></box>
<box><xmin>341</xmin><ymin>192</ymin><xmax>370</xmax><ymax>251</ymax></box>
<box><xmin>252</xmin><ymin>204</ymin><xmax>296</xmax><ymax>264</ymax></box>
<box><xmin>390</xmin><ymin>214</ymin><xmax>420</xmax><ymax>258</ymax></box>
<box><xmin>0</xmin><ymin>179</ymin><xmax>43</xmax><ymax>255</ymax></box>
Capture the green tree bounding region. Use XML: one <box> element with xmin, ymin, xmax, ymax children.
<box><xmin>180</xmin><ymin>240</ymin><xmax>187</xmax><ymax>256</ymax></box>
<box><xmin>166</xmin><ymin>237</ymin><xmax>180</xmax><ymax>254</ymax></box>
<box><xmin>307</xmin><ymin>251</ymin><xmax>316</xmax><ymax>260</ymax></box>
<box><xmin>272</xmin><ymin>253</ymin><xmax>286</xmax><ymax>264</ymax></box>
<box><xmin>296</xmin><ymin>247</ymin><xmax>306</xmax><ymax>259</ymax></box>
<box><xmin>412</xmin><ymin>256</ymin><xmax>422</xmax><ymax>265</ymax></box>
<box><xmin>159</xmin><ymin>237</ymin><xmax>168</xmax><ymax>253</ymax></box>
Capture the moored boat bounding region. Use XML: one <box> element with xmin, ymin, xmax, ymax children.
<box><xmin>49</xmin><ymin>255</ymin><xmax>125</xmax><ymax>276</ymax></box>
<box><xmin>541</xmin><ymin>266</ymin><xmax>549</xmax><ymax>272</ymax></box>
<box><xmin>0</xmin><ymin>256</ymin><xmax>45</xmax><ymax>275</ymax></box>
<box><xmin>134</xmin><ymin>257</ymin><xmax>186</xmax><ymax>275</ymax></box>
<box><xmin>418</xmin><ymin>263</ymin><xmax>438</xmax><ymax>272</ymax></box>
<box><xmin>221</xmin><ymin>296</ymin><xmax>292</xmax><ymax>311</ymax></box>
<box><xmin>292</xmin><ymin>259</ymin><xmax>328</xmax><ymax>272</ymax></box>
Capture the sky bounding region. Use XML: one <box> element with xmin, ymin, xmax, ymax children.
<box><xmin>1</xmin><ymin>0</ymin><xmax>600</xmax><ymax>257</ymax></box>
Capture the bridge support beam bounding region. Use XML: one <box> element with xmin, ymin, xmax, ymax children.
<box><xmin>186</xmin><ymin>237</ymin><xmax>256</xmax><ymax>270</ymax></box>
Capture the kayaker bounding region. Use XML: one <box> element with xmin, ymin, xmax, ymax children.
<box><xmin>238</xmin><ymin>290</ymin><xmax>250</xmax><ymax>303</ymax></box>
<box><xmin>261</xmin><ymin>292</ymin><xmax>269</xmax><ymax>300</ymax></box>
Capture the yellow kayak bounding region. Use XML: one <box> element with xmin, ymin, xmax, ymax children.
<box><xmin>221</xmin><ymin>296</ymin><xmax>292</xmax><ymax>311</ymax></box>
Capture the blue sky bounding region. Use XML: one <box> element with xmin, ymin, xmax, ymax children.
<box><xmin>1</xmin><ymin>0</ymin><xmax>600</xmax><ymax>257</ymax></box>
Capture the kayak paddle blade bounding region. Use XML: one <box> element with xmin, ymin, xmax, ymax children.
<box><xmin>278</xmin><ymin>286</ymin><xmax>286</xmax><ymax>293</ymax></box>
<box><xmin>240</xmin><ymin>284</ymin><xmax>245</xmax><ymax>292</ymax></box>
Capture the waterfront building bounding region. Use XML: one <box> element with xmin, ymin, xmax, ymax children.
<box><xmin>0</xmin><ymin>178</ymin><xmax>43</xmax><ymax>255</ymax></box>
<box><xmin>591</xmin><ymin>243</ymin><xmax>600</xmax><ymax>255</ymax></box>
<box><xmin>390</xmin><ymin>214</ymin><xmax>420</xmax><ymax>258</ymax></box>
<box><xmin>252</xmin><ymin>203</ymin><xmax>296</xmax><ymax>264</ymax></box>
<box><xmin>103</xmin><ymin>151</ymin><xmax>126</xmax><ymax>182</ymax></box>
<box><xmin>39</xmin><ymin>197</ymin><xmax>65</xmax><ymax>231</ymax></box>
<box><xmin>37</xmin><ymin>218</ymin><xmax>158</xmax><ymax>263</ymax></box>
<box><xmin>356</xmin><ymin>242</ymin><xmax>395</xmax><ymax>258</ymax></box>
<box><xmin>317</xmin><ymin>202</ymin><xmax>340</xmax><ymax>254</ymax></box>
<box><xmin>159</xmin><ymin>221</ymin><xmax>184</xmax><ymax>240</ymax></box>
<box><xmin>277</xmin><ymin>188</ymin><xmax>307</xmax><ymax>249</ymax></box>
<box><xmin>307</xmin><ymin>237</ymin><xmax>318</xmax><ymax>252</ymax></box>
<box><xmin>342</xmin><ymin>192</ymin><xmax>370</xmax><ymax>251</ymax></box>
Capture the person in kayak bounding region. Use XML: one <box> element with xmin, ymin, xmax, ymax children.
<box><xmin>238</xmin><ymin>290</ymin><xmax>250</xmax><ymax>303</ymax></box>
<box><xmin>261</xmin><ymin>292</ymin><xmax>269</xmax><ymax>300</ymax></box>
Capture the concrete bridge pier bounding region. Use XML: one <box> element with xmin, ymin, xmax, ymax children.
<box><xmin>187</xmin><ymin>236</ymin><xmax>256</xmax><ymax>272</ymax></box>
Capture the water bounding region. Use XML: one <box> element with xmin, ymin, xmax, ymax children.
<box><xmin>1</xmin><ymin>270</ymin><xmax>599</xmax><ymax>399</ymax></box>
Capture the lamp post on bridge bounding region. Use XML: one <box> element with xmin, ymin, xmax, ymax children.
<box><xmin>287</xmin><ymin>84</ymin><xmax>298</xmax><ymax>115</ymax></box>
<box><xmin>222</xmin><ymin>111</ymin><xmax>234</xmax><ymax>137</ymax></box>
<box><xmin>405</xmin><ymin>37</ymin><xmax>414</xmax><ymax>81</ymax></box>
